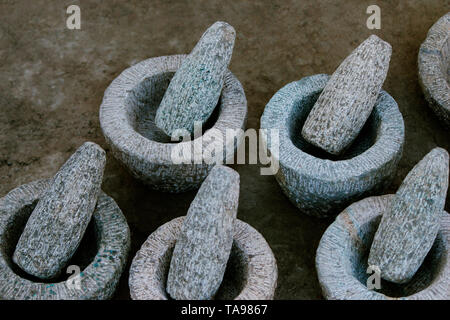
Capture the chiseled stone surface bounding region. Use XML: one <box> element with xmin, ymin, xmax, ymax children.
<box><xmin>301</xmin><ymin>35</ymin><xmax>392</xmax><ymax>155</ymax></box>
<box><xmin>260</xmin><ymin>74</ymin><xmax>404</xmax><ymax>217</ymax></box>
<box><xmin>316</xmin><ymin>195</ymin><xmax>450</xmax><ymax>300</ymax></box>
<box><xmin>99</xmin><ymin>55</ymin><xmax>247</xmax><ymax>193</ymax></box>
<box><xmin>418</xmin><ymin>12</ymin><xmax>450</xmax><ymax>128</ymax></box>
<box><xmin>368</xmin><ymin>147</ymin><xmax>449</xmax><ymax>284</ymax></box>
<box><xmin>155</xmin><ymin>21</ymin><xmax>235</xmax><ymax>136</ymax></box>
<box><xmin>129</xmin><ymin>217</ymin><xmax>278</xmax><ymax>300</ymax></box>
<box><xmin>13</xmin><ymin>142</ymin><xmax>106</xmax><ymax>279</ymax></box>
<box><xmin>0</xmin><ymin>179</ymin><xmax>130</xmax><ymax>300</ymax></box>
<box><xmin>166</xmin><ymin>165</ymin><xmax>239</xmax><ymax>300</ymax></box>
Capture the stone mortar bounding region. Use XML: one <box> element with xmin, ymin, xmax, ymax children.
<box><xmin>0</xmin><ymin>179</ymin><xmax>130</xmax><ymax>300</ymax></box>
<box><xmin>315</xmin><ymin>194</ymin><xmax>449</xmax><ymax>300</ymax></box>
<box><xmin>129</xmin><ymin>216</ymin><xmax>278</xmax><ymax>300</ymax></box>
<box><xmin>260</xmin><ymin>74</ymin><xmax>405</xmax><ymax>218</ymax></box>
<box><xmin>99</xmin><ymin>55</ymin><xmax>247</xmax><ymax>193</ymax></box>
<box><xmin>418</xmin><ymin>12</ymin><xmax>450</xmax><ymax>128</ymax></box>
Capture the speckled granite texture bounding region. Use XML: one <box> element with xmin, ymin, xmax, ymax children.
<box><xmin>316</xmin><ymin>195</ymin><xmax>450</xmax><ymax>300</ymax></box>
<box><xmin>302</xmin><ymin>35</ymin><xmax>392</xmax><ymax>155</ymax></box>
<box><xmin>155</xmin><ymin>22</ymin><xmax>235</xmax><ymax>136</ymax></box>
<box><xmin>418</xmin><ymin>12</ymin><xmax>450</xmax><ymax>128</ymax></box>
<box><xmin>0</xmin><ymin>179</ymin><xmax>130</xmax><ymax>300</ymax></box>
<box><xmin>166</xmin><ymin>165</ymin><xmax>239</xmax><ymax>300</ymax></box>
<box><xmin>13</xmin><ymin>142</ymin><xmax>106</xmax><ymax>279</ymax></box>
<box><xmin>99</xmin><ymin>54</ymin><xmax>247</xmax><ymax>193</ymax></box>
<box><xmin>260</xmin><ymin>74</ymin><xmax>405</xmax><ymax>217</ymax></box>
<box><xmin>369</xmin><ymin>148</ymin><xmax>449</xmax><ymax>284</ymax></box>
<box><xmin>129</xmin><ymin>216</ymin><xmax>278</xmax><ymax>300</ymax></box>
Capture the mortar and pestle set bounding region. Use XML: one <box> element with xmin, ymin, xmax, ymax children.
<box><xmin>0</xmin><ymin>142</ymin><xmax>130</xmax><ymax>299</ymax></box>
<box><xmin>316</xmin><ymin>147</ymin><xmax>449</xmax><ymax>299</ymax></box>
<box><xmin>129</xmin><ymin>165</ymin><xmax>277</xmax><ymax>300</ymax></box>
<box><xmin>261</xmin><ymin>35</ymin><xmax>405</xmax><ymax>218</ymax></box>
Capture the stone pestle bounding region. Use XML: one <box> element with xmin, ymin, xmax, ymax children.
<box><xmin>368</xmin><ymin>147</ymin><xmax>449</xmax><ymax>284</ymax></box>
<box><xmin>155</xmin><ymin>21</ymin><xmax>235</xmax><ymax>137</ymax></box>
<box><xmin>13</xmin><ymin>142</ymin><xmax>106</xmax><ymax>279</ymax></box>
<box><xmin>166</xmin><ymin>165</ymin><xmax>240</xmax><ymax>300</ymax></box>
<box><xmin>301</xmin><ymin>35</ymin><xmax>392</xmax><ymax>155</ymax></box>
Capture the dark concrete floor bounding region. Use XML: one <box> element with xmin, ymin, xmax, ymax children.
<box><xmin>0</xmin><ymin>0</ymin><xmax>449</xmax><ymax>299</ymax></box>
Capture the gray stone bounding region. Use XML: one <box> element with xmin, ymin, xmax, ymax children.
<box><xmin>0</xmin><ymin>179</ymin><xmax>130</xmax><ymax>300</ymax></box>
<box><xmin>155</xmin><ymin>21</ymin><xmax>235</xmax><ymax>136</ymax></box>
<box><xmin>301</xmin><ymin>35</ymin><xmax>392</xmax><ymax>155</ymax></box>
<box><xmin>99</xmin><ymin>55</ymin><xmax>247</xmax><ymax>193</ymax></box>
<box><xmin>129</xmin><ymin>216</ymin><xmax>278</xmax><ymax>300</ymax></box>
<box><xmin>418</xmin><ymin>12</ymin><xmax>450</xmax><ymax>128</ymax></box>
<box><xmin>316</xmin><ymin>194</ymin><xmax>450</xmax><ymax>300</ymax></box>
<box><xmin>260</xmin><ymin>74</ymin><xmax>404</xmax><ymax>218</ymax></box>
<box><xmin>166</xmin><ymin>165</ymin><xmax>239</xmax><ymax>300</ymax></box>
<box><xmin>13</xmin><ymin>142</ymin><xmax>106</xmax><ymax>279</ymax></box>
<box><xmin>368</xmin><ymin>147</ymin><xmax>449</xmax><ymax>284</ymax></box>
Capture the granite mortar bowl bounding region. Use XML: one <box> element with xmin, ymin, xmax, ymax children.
<box><xmin>0</xmin><ymin>179</ymin><xmax>130</xmax><ymax>300</ymax></box>
<box><xmin>418</xmin><ymin>12</ymin><xmax>450</xmax><ymax>128</ymax></box>
<box><xmin>260</xmin><ymin>74</ymin><xmax>405</xmax><ymax>218</ymax></box>
<box><xmin>128</xmin><ymin>217</ymin><xmax>278</xmax><ymax>300</ymax></box>
<box><xmin>316</xmin><ymin>194</ymin><xmax>449</xmax><ymax>300</ymax></box>
<box><xmin>99</xmin><ymin>55</ymin><xmax>248</xmax><ymax>193</ymax></box>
